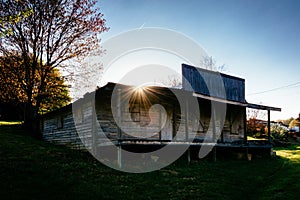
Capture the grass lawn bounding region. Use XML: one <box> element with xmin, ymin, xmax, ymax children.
<box><xmin>0</xmin><ymin>121</ymin><xmax>22</xmax><ymax>125</ymax></box>
<box><xmin>0</xmin><ymin>123</ymin><xmax>299</xmax><ymax>200</ymax></box>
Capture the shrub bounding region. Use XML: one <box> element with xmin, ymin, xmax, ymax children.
<box><xmin>270</xmin><ymin>123</ymin><xmax>289</xmax><ymax>141</ymax></box>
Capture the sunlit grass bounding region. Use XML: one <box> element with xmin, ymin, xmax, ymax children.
<box><xmin>275</xmin><ymin>145</ymin><xmax>300</xmax><ymax>163</ymax></box>
<box><xmin>247</xmin><ymin>136</ymin><xmax>267</xmax><ymax>140</ymax></box>
<box><xmin>0</xmin><ymin>121</ymin><xmax>22</xmax><ymax>126</ymax></box>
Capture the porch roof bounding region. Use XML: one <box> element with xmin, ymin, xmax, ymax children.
<box><xmin>192</xmin><ymin>91</ymin><xmax>281</xmax><ymax>111</ymax></box>
<box><xmin>247</xmin><ymin>103</ymin><xmax>281</xmax><ymax>112</ymax></box>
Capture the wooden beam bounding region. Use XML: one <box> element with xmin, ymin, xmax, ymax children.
<box><xmin>117</xmin><ymin>89</ymin><xmax>122</xmax><ymax>169</ymax></box>
<box><xmin>187</xmin><ymin>147</ymin><xmax>191</xmax><ymax>163</ymax></box>
<box><xmin>185</xmin><ymin>100</ymin><xmax>189</xmax><ymax>141</ymax></box>
<box><xmin>172</xmin><ymin>104</ymin><xmax>176</xmax><ymax>138</ymax></box>
<box><xmin>192</xmin><ymin>93</ymin><xmax>281</xmax><ymax>112</ymax></box>
<box><xmin>193</xmin><ymin>92</ymin><xmax>248</xmax><ymax>107</ymax></box>
<box><xmin>199</xmin><ymin>120</ymin><xmax>205</xmax><ymax>133</ymax></box>
<box><xmin>268</xmin><ymin>110</ymin><xmax>271</xmax><ymax>143</ymax></box>
<box><xmin>221</xmin><ymin>131</ymin><xmax>224</xmax><ymax>143</ymax></box>
<box><xmin>159</xmin><ymin>102</ymin><xmax>162</xmax><ymax>141</ymax></box>
<box><xmin>219</xmin><ymin>112</ymin><xmax>224</xmax><ymax>143</ymax></box>
<box><xmin>247</xmin><ymin>103</ymin><xmax>281</xmax><ymax>112</ymax></box>
<box><xmin>244</xmin><ymin>107</ymin><xmax>248</xmax><ymax>144</ymax></box>
<box><xmin>212</xmin><ymin>107</ymin><xmax>216</xmax><ymax>142</ymax></box>
<box><xmin>117</xmin><ymin>89</ymin><xmax>122</xmax><ymax>140</ymax></box>
<box><xmin>92</xmin><ymin>102</ymin><xmax>96</xmax><ymax>154</ymax></box>
<box><xmin>212</xmin><ymin>147</ymin><xmax>217</xmax><ymax>162</ymax></box>
<box><xmin>117</xmin><ymin>145</ymin><xmax>122</xmax><ymax>169</ymax></box>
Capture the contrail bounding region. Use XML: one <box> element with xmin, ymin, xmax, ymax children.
<box><xmin>139</xmin><ymin>22</ymin><xmax>146</xmax><ymax>29</ymax></box>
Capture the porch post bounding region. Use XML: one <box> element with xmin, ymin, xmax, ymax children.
<box><xmin>212</xmin><ymin>107</ymin><xmax>216</xmax><ymax>142</ymax></box>
<box><xmin>185</xmin><ymin>100</ymin><xmax>189</xmax><ymax>141</ymax></box>
<box><xmin>212</xmin><ymin>107</ymin><xmax>217</xmax><ymax>162</ymax></box>
<box><xmin>172</xmin><ymin>104</ymin><xmax>176</xmax><ymax>138</ymax></box>
<box><xmin>185</xmin><ymin>100</ymin><xmax>191</xmax><ymax>163</ymax></box>
<box><xmin>117</xmin><ymin>89</ymin><xmax>122</xmax><ymax>140</ymax></box>
<box><xmin>267</xmin><ymin>109</ymin><xmax>271</xmax><ymax>143</ymax></box>
<box><xmin>117</xmin><ymin>145</ymin><xmax>122</xmax><ymax>169</ymax></box>
<box><xmin>159</xmin><ymin>102</ymin><xmax>162</xmax><ymax>141</ymax></box>
<box><xmin>187</xmin><ymin>147</ymin><xmax>191</xmax><ymax>163</ymax></box>
<box><xmin>117</xmin><ymin>88</ymin><xmax>122</xmax><ymax>169</ymax></box>
<box><xmin>92</xmin><ymin>101</ymin><xmax>96</xmax><ymax>154</ymax></box>
<box><xmin>244</xmin><ymin>107</ymin><xmax>248</xmax><ymax>144</ymax></box>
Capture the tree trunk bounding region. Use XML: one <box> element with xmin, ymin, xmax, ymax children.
<box><xmin>23</xmin><ymin>101</ymin><xmax>41</xmax><ymax>139</ymax></box>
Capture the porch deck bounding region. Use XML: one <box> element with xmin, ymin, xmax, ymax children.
<box><xmin>95</xmin><ymin>138</ymin><xmax>273</xmax><ymax>163</ymax></box>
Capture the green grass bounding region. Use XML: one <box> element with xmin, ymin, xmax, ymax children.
<box><xmin>262</xmin><ymin>145</ymin><xmax>300</xmax><ymax>200</ymax></box>
<box><xmin>0</xmin><ymin>122</ymin><xmax>299</xmax><ymax>200</ymax></box>
<box><xmin>247</xmin><ymin>136</ymin><xmax>267</xmax><ymax>140</ymax></box>
<box><xmin>0</xmin><ymin>121</ymin><xmax>22</xmax><ymax>125</ymax></box>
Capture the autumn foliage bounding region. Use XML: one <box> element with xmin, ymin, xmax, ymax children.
<box><xmin>0</xmin><ymin>53</ymin><xmax>71</xmax><ymax>117</ymax></box>
<box><xmin>0</xmin><ymin>0</ymin><xmax>108</xmax><ymax>132</ymax></box>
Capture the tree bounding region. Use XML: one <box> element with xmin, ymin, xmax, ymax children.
<box><xmin>39</xmin><ymin>68</ymin><xmax>70</xmax><ymax>113</ymax></box>
<box><xmin>162</xmin><ymin>75</ymin><xmax>182</xmax><ymax>88</ymax></box>
<box><xmin>0</xmin><ymin>53</ymin><xmax>71</xmax><ymax>118</ymax></box>
<box><xmin>0</xmin><ymin>1</ymin><xmax>33</xmax><ymax>38</ymax></box>
<box><xmin>0</xmin><ymin>0</ymin><xmax>108</xmax><ymax>132</ymax></box>
<box><xmin>199</xmin><ymin>56</ymin><xmax>227</xmax><ymax>72</ymax></box>
<box><xmin>276</xmin><ymin>117</ymin><xmax>294</xmax><ymax>127</ymax></box>
<box><xmin>289</xmin><ymin>118</ymin><xmax>300</xmax><ymax>128</ymax></box>
<box><xmin>162</xmin><ymin>56</ymin><xmax>227</xmax><ymax>89</ymax></box>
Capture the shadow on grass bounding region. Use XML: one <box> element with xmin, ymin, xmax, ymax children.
<box><xmin>259</xmin><ymin>149</ymin><xmax>300</xmax><ymax>200</ymax></box>
<box><xmin>0</xmin><ymin>123</ymin><xmax>299</xmax><ymax>200</ymax></box>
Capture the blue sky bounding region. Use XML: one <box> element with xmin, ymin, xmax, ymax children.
<box><xmin>97</xmin><ymin>0</ymin><xmax>300</xmax><ymax>120</ymax></box>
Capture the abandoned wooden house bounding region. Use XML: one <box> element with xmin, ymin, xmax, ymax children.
<box><xmin>40</xmin><ymin>64</ymin><xmax>281</xmax><ymax>161</ymax></box>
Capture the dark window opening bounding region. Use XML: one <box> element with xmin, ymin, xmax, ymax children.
<box><xmin>57</xmin><ymin>115</ymin><xmax>63</xmax><ymax>129</ymax></box>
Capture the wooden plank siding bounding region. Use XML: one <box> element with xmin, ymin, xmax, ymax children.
<box><xmin>42</xmin><ymin>110</ymin><xmax>84</xmax><ymax>149</ymax></box>
<box><xmin>41</xmin><ymin>82</ymin><xmax>246</xmax><ymax>150</ymax></box>
<box><xmin>182</xmin><ymin>64</ymin><xmax>245</xmax><ymax>103</ymax></box>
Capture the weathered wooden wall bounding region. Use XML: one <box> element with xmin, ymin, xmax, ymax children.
<box><xmin>42</xmin><ymin>98</ymin><xmax>95</xmax><ymax>149</ymax></box>
<box><xmin>102</xmin><ymin>86</ymin><xmax>177</xmax><ymax>141</ymax></box>
<box><xmin>42</xmin><ymin>109</ymin><xmax>83</xmax><ymax>149</ymax></box>
<box><xmin>182</xmin><ymin>64</ymin><xmax>245</xmax><ymax>102</ymax></box>
<box><xmin>41</xmin><ymin>83</ymin><xmax>246</xmax><ymax>149</ymax></box>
